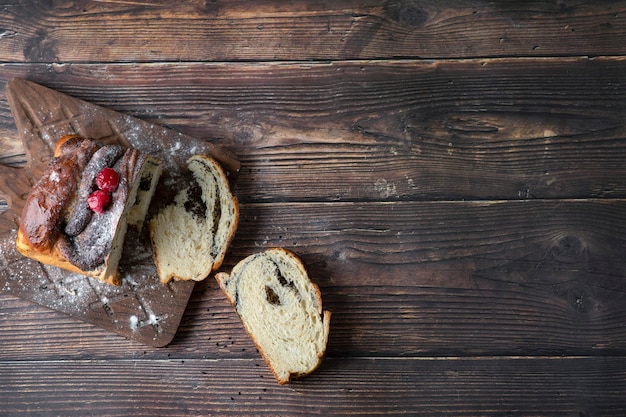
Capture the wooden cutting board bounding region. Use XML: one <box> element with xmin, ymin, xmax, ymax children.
<box><xmin>0</xmin><ymin>78</ymin><xmax>240</xmax><ymax>347</ymax></box>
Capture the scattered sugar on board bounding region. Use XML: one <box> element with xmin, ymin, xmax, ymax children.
<box><xmin>0</xmin><ymin>112</ymin><xmax>212</xmax><ymax>338</ymax></box>
<box><xmin>1</xmin><ymin>234</ymin><xmax>167</xmax><ymax>324</ymax></box>
<box><xmin>123</xmin><ymin>274</ymin><xmax>139</xmax><ymax>288</ymax></box>
<box><xmin>128</xmin><ymin>312</ymin><xmax>164</xmax><ymax>332</ymax></box>
<box><xmin>118</xmin><ymin>115</ymin><xmax>212</xmax><ymax>176</ymax></box>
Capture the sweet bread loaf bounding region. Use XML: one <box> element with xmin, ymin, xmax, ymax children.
<box><xmin>149</xmin><ymin>154</ymin><xmax>238</xmax><ymax>284</ymax></box>
<box><xmin>215</xmin><ymin>248</ymin><xmax>331</xmax><ymax>384</ymax></box>
<box><xmin>16</xmin><ymin>135</ymin><xmax>162</xmax><ymax>285</ymax></box>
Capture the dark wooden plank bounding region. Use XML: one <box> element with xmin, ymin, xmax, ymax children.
<box><xmin>230</xmin><ymin>199</ymin><xmax>626</xmax><ymax>356</ymax></box>
<box><xmin>0</xmin><ymin>0</ymin><xmax>625</xmax><ymax>62</ymax></box>
<box><xmin>0</xmin><ymin>1</ymin><xmax>623</xmax><ymax>416</ymax></box>
<box><xmin>0</xmin><ymin>58</ymin><xmax>625</xmax><ymax>203</ymax></box>
<box><xmin>0</xmin><ymin>357</ymin><xmax>624</xmax><ymax>416</ymax></box>
<box><xmin>0</xmin><ymin>289</ymin><xmax>252</xmax><ymax>359</ymax></box>
<box><xmin>2</xmin><ymin>199</ymin><xmax>626</xmax><ymax>360</ymax></box>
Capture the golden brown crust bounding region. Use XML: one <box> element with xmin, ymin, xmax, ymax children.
<box><xmin>16</xmin><ymin>135</ymin><xmax>159</xmax><ymax>286</ymax></box>
<box><xmin>249</xmin><ymin>248</ymin><xmax>331</xmax><ymax>385</ymax></box>
<box><xmin>16</xmin><ymin>229</ymin><xmax>119</xmax><ymax>285</ymax></box>
<box><xmin>54</xmin><ymin>134</ymin><xmax>85</xmax><ymax>157</ymax></box>
<box><xmin>262</xmin><ymin>309</ymin><xmax>331</xmax><ymax>384</ymax></box>
<box><xmin>211</xmin><ymin>175</ymin><xmax>239</xmax><ymax>274</ymax></box>
<box><xmin>18</xmin><ymin>137</ymin><xmax>98</xmax><ymax>253</ymax></box>
<box><xmin>215</xmin><ymin>248</ymin><xmax>331</xmax><ymax>385</ymax></box>
<box><xmin>150</xmin><ymin>154</ymin><xmax>239</xmax><ymax>284</ymax></box>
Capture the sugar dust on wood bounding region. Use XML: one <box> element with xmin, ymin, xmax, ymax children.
<box><xmin>0</xmin><ymin>229</ymin><xmax>169</xmax><ymax>335</ymax></box>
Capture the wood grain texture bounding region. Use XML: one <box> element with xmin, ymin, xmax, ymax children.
<box><xmin>0</xmin><ymin>0</ymin><xmax>625</xmax><ymax>62</ymax></box>
<box><xmin>0</xmin><ymin>79</ymin><xmax>232</xmax><ymax>347</ymax></box>
<box><xmin>1</xmin><ymin>1</ymin><xmax>626</xmax><ymax>415</ymax></box>
<box><xmin>0</xmin><ymin>58</ymin><xmax>624</xmax><ymax>203</ymax></box>
<box><xmin>1</xmin><ymin>199</ymin><xmax>625</xmax><ymax>360</ymax></box>
<box><xmin>0</xmin><ymin>357</ymin><xmax>625</xmax><ymax>416</ymax></box>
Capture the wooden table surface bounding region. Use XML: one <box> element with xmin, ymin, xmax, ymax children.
<box><xmin>1</xmin><ymin>1</ymin><xmax>626</xmax><ymax>415</ymax></box>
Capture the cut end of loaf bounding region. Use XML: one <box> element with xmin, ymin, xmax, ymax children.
<box><xmin>215</xmin><ymin>248</ymin><xmax>331</xmax><ymax>384</ymax></box>
<box><xmin>150</xmin><ymin>154</ymin><xmax>238</xmax><ymax>284</ymax></box>
<box><xmin>100</xmin><ymin>155</ymin><xmax>162</xmax><ymax>285</ymax></box>
<box><xmin>16</xmin><ymin>138</ymin><xmax>162</xmax><ymax>287</ymax></box>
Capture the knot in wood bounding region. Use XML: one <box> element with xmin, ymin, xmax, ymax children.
<box><xmin>384</xmin><ymin>1</ymin><xmax>429</xmax><ymax>27</ymax></box>
<box><xmin>552</xmin><ymin>235</ymin><xmax>585</xmax><ymax>259</ymax></box>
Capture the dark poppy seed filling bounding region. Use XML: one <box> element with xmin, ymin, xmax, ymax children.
<box><xmin>138</xmin><ymin>175</ymin><xmax>153</xmax><ymax>192</ymax></box>
<box><xmin>183</xmin><ymin>181</ymin><xmax>207</xmax><ymax>219</ymax></box>
<box><xmin>57</xmin><ymin>143</ymin><xmax>144</xmax><ymax>271</ymax></box>
<box><xmin>265</xmin><ymin>286</ymin><xmax>281</xmax><ymax>305</ymax></box>
<box><xmin>64</xmin><ymin>144</ymin><xmax>124</xmax><ymax>236</ymax></box>
<box><xmin>263</xmin><ymin>259</ymin><xmax>300</xmax><ymax>307</ymax></box>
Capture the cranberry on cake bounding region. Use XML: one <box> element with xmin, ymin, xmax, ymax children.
<box><xmin>16</xmin><ymin>134</ymin><xmax>162</xmax><ymax>285</ymax></box>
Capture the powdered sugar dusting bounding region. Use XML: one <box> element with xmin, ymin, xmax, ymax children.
<box><xmin>0</xmin><ymin>81</ymin><xmax>215</xmax><ymax>345</ymax></box>
<box><xmin>116</xmin><ymin>114</ymin><xmax>217</xmax><ymax>177</ymax></box>
<box><xmin>0</xmin><ymin>228</ymin><xmax>192</xmax><ymax>344</ymax></box>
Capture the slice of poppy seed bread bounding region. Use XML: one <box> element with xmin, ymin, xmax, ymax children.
<box><xmin>149</xmin><ymin>154</ymin><xmax>238</xmax><ymax>284</ymax></box>
<box><xmin>215</xmin><ymin>248</ymin><xmax>331</xmax><ymax>384</ymax></box>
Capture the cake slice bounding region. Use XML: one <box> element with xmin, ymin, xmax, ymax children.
<box><xmin>16</xmin><ymin>135</ymin><xmax>162</xmax><ymax>285</ymax></box>
<box><xmin>215</xmin><ymin>248</ymin><xmax>331</xmax><ymax>384</ymax></box>
<box><xmin>149</xmin><ymin>154</ymin><xmax>238</xmax><ymax>284</ymax></box>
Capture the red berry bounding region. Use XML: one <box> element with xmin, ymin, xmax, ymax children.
<box><xmin>87</xmin><ymin>190</ymin><xmax>112</xmax><ymax>214</ymax></box>
<box><xmin>96</xmin><ymin>167</ymin><xmax>119</xmax><ymax>193</ymax></box>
